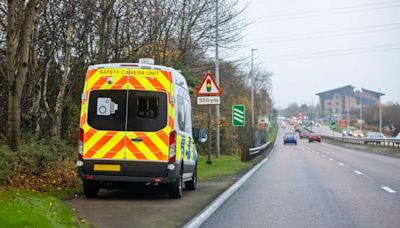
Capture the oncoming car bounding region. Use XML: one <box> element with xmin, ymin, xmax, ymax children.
<box><xmin>284</xmin><ymin>132</ymin><xmax>297</xmax><ymax>145</ymax></box>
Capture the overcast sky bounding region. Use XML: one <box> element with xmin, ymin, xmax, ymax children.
<box><xmin>232</xmin><ymin>0</ymin><xmax>400</xmax><ymax>108</ymax></box>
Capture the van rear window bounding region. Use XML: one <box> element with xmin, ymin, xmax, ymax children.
<box><xmin>87</xmin><ymin>90</ymin><xmax>127</xmax><ymax>131</ymax></box>
<box><xmin>87</xmin><ymin>90</ymin><xmax>167</xmax><ymax>132</ymax></box>
<box><xmin>127</xmin><ymin>91</ymin><xmax>167</xmax><ymax>132</ymax></box>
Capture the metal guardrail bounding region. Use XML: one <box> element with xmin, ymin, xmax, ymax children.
<box><xmin>249</xmin><ymin>141</ymin><xmax>272</xmax><ymax>155</ymax></box>
<box><xmin>322</xmin><ymin>135</ymin><xmax>400</xmax><ymax>148</ymax></box>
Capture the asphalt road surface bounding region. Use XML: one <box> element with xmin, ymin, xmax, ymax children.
<box><xmin>201</xmin><ymin>129</ymin><xmax>400</xmax><ymax>228</ymax></box>
<box><xmin>67</xmin><ymin>178</ymin><xmax>236</xmax><ymax>228</ymax></box>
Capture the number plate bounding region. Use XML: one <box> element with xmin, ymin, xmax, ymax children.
<box><xmin>93</xmin><ymin>164</ymin><xmax>121</xmax><ymax>172</ymax></box>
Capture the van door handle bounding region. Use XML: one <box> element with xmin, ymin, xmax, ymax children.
<box><xmin>131</xmin><ymin>137</ymin><xmax>143</xmax><ymax>142</ymax></box>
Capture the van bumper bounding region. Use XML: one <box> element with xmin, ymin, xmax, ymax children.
<box><xmin>77</xmin><ymin>160</ymin><xmax>181</xmax><ymax>184</ymax></box>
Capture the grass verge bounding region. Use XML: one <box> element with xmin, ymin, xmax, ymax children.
<box><xmin>197</xmin><ymin>155</ymin><xmax>252</xmax><ymax>180</ymax></box>
<box><xmin>0</xmin><ymin>187</ymin><xmax>88</xmax><ymax>227</ymax></box>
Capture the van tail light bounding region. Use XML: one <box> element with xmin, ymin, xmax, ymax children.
<box><xmin>78</xmin><ymin>128</ymin><xmax>84</xmax><ymax>160</ymax></box>
<box><xmin>168</xmin><ymin>131</ymin><xmax>176</xmax><ymax>163</ymax></box>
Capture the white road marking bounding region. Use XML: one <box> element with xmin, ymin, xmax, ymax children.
<box><xmin>322</xmin><ymin>154</ymin><xmax>326</xmax><ymax>157</ymax></box>
<box><xmin>339</xmin><ymin>162</ymin><xmax>344</xmax><ymax>166</ymax></box>
<box><xmin>183</xmin><ymin>143</ymin><xmax>276</xmax><ymax>228</ymax></box>
<box><xmin>329</xmin><ymin>158</ymin><xmax>333</xmax><ymax>161</ymax></box>
<box><xmin>354</xmin><ymin>170</ymin><xmax>363</xmax><ymax>175</ymax></box>
<box><xmin>381</xmin><ymin>186</ymin><xmax>396</xmax><ymax>193</ymax></box>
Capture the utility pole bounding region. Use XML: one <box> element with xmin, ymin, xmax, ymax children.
<box><xmin>379</xmin><ymin>88</ymin><xmax>382</xmax><ymax>134</ymax></box>
<box><xmin>251</xmin><ymin>49</ymin><xmax>257</xmax><ymax>127</ymax></box>
<box><xmin>250</xmin><ymin>49</ymin><xmax>257</xmax><ymax>147</ymax></box>
<box><xmin>359</xmin><ymin>90</ymin><xmax>363</xmax><ymax>131</ymax></box>
<box><xmin>215</xmin><ymin>0</ymin><xmax>220</xmax><ymax>157</ymax></box>
<box><xmin>347</xmin><ymin>95</ymin><xmax>350</xmax><ymax>128</ymax></box>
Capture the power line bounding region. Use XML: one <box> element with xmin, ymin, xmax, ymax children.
<box><xmin>246</xmin><ymin>22</ymin><xmax>400</xmax><ymax>44</ymax></box>
<box><xmin>264</xmin><ymin>43</ymin><xmax>400</xmax><ymax>62</ymax></box>
<box><xmin>256</xmin><ymin>1</ymin><xmax>400</xmax><ymax>21</ymax></box>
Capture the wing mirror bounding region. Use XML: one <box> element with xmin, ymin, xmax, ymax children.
<box><xmin>196</xmin><ymin>128</ymin><xmax>207</xmax><ymax>143</ymax></box>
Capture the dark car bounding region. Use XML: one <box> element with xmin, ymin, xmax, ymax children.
<box><xmin>299</xmin><ymin>130</ymin><xmax>310</xmax><ymax>139</ymax></box>
<box><xmin>284</xmin><ymin>132</ymin><xmax>297</xmax><ymax>145</ymax></box>
<box><xmin>308</xmin><ymin>133</ymin><xmax>321</xmax><ymax>143</ymax></box>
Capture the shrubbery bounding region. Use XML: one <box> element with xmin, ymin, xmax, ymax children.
<box><xmin>0</xmin><ymin>137</ymin><xmax>79</xmax><ymax>191</ymax></box>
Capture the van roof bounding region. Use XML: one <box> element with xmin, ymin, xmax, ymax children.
<box><xmin>88</xmin><ymin>63</ymin><xmax>172</xmax><ymax>71</ymax></box>
<box><xmin>88</xmin><ymin>63</ymin><xmax>189</xmax><ymax>91</ymax></box>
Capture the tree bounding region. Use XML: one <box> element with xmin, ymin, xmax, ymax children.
<box><xmin>6</xmin><ymin>0</ymin><xmax>41</xmax><ymax>150</ymax></box>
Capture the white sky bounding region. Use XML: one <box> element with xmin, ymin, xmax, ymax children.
<box><xmin>230</xmin><ymin>0</ymin><xmax>400</xmax><ymax>108</ymax></box>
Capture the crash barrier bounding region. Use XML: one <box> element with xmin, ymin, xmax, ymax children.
<box><xmin>321</xmin><ymin>135</ymin><xmax>400</xmax><ymax>148</ymax></box>
<box><xmin>249</xmin><ymin>141</ymin><xmax>271</xmax><ymax>155</ymax></box>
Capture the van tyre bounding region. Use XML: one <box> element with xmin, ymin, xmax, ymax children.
<box><xmin>169</xmin><ymin>174</ymin><xmax>183</xmax><ymax>199</ymax></box>
<box><xmin>83</xmin><ymin>180</ymin><xmax>99</xmax><ymax>198</ymax></box>
<box><xmin>185</xmin><ymin>166</ymin><xmax>197</xmax><ymax>190</ymax></box>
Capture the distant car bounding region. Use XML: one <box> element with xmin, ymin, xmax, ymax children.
<box><xmin>295</xmin><ymin>126</ymin><xmax>301</xmax><ymax>132</ymax></box>
<box><xmin>353</xmin><ymin>130</ymin><xmax>364</xmax><ymax>138</ymax></box>
<box><xmin>284</xmin><ymin>133</ymin><xmax>297</xmax><ymax>145</ymax></box>
<box><xmin>342</xmin><ymin>128</ymin><xmax>353</xmax><ymax>137</ymax></box>
<box><xmin>395</xmin><ymin>133</ymin><xmax>400</xmax><ymax>145</ymax></box>
<box><xmin>365</xmin><ymin>132</ymin><xmax>386</xmax><ymax>144</ymax></box>
<box><xmin>308</xmin><ymin>133</ymin><xmax>321</xmax><ymax>143</ymax></box>
<box><xmin>299</xmin><ymin>130</ymin><xmax>310</xmax><ymax>139</ymax></box>
<box><xmin>280</xmin><ymin>123</ymin><xmax>287</xmax><ymax>128</ymax></box>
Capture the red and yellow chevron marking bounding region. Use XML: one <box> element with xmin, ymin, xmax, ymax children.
<box><xmin>80</xmin><ymin>68</ymin><xmax>174</xmax><ymax>162</ymax></box>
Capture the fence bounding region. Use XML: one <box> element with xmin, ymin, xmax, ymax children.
<box><xmin>321</xmin><ymin>135</ymin><xmax>400</xmax><ymax>148</ymax></box>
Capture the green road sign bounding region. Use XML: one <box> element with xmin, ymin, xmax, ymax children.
<box><xmin>330</xmin><ymin>121</ymin><xmax>337</xmax><ymax>130</ymax></box>
<box><xmin>232</xmin><ymin>105</ymin><xmax>245</xmax><ymax>126</ymax></box>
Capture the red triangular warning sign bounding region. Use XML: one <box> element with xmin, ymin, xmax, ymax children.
<box><xmin>196</xmin><ymin>72</ymin><xmax>222</xmax><ymax>96</ymax></box>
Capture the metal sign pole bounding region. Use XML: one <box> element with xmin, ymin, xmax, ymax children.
<box><xmin>207</xmin><ymin>105</ymin><xmax>212</xmax><ymax>164</ymax></box>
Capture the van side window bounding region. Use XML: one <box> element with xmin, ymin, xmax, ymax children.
<box><xmin>177</xmin><ymin>95</ymin><xmax>186</xmax><ymax>132</ymax></box>
<box><xmin>127</xmin><ymin>91</ymin><xmax>167</xmax><ymax>132</ymax></box>
<box><xmin>87</xmin><ymin>90</ymin><xmax>127</xmax><ymax>131</ymax></box>
<box><xmin>184</xmin><ymin>98</ymin><xmax>192</xmax><ymax>134</ymax></box>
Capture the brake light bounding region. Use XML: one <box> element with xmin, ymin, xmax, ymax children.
<box><xmin>78</xmin><ymin>128</ymin><xmax>84</xmax><ymax>160</ymax></box>
<box><xmin>168</xmin><ymin>131</ymin><xmax>176</xmax><ymax>163</ymax></box>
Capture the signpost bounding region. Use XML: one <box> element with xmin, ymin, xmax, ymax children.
<box><xmin>330</xmin><ymin>121</ymin><xmax>337</xmax><ymax>137</ymax></box>
<box><xmin>196</xmin><ymin>72</ymin><xmax>221</xmax><ymax>164</ymax></box>
<box><xmin>232</xmin><ymin>105</ymin><xmax>245</xmax><ymax>127</ymax></box>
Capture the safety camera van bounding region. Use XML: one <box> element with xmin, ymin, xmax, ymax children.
<box><xmin>77</xmin><ymin>59</ymin><xmax>207</xmax><ymax>199</ymax></box>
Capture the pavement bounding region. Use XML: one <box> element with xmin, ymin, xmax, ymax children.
<box><xmin>201</xmin><ymin>129</ymin><xmax>400</xmax><ymax>228</ymax></box>
<box><xmin>67</xmin><ymin>178</ymin><xmax>236</xmax><ymax>228</ymax></box>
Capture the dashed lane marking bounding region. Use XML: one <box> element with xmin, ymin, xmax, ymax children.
<box><xmin>381</xmin><ymin>186</ymin><xmax>396</xmax><ymax>193</ymax></box>
<box><xmin>354</xmin><ymin>170</ymin><xmax>363</xmax><ymax>175</ymax></box>
<box><xmin>339</xmin><ymin>162</ymin><xmax>345</xmax><ymax>166</ymax></box>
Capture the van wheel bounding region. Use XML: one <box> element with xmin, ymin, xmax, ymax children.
<box><xmin>185</xmin><ymin>166</ymin><xmax>197</xmax><ymax>191</ymax></box>
<box><xmin>83</xmin><ymin>180</ymin><xmax>99</xmax><ymax>198</ymax></box>
<box><xmin>169</xmin><ymin>174</ymin><xmax>183</xmax><ymax>199</ymax></box>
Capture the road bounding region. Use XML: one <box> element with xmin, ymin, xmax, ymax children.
<box><xmin>67</xmin><ymin>178</ymin><xmax>236</xmax><ymax>228</ymax></box>
<box><xmin>201</xmin><ymin>129</ymin><xmax>400</xmax><ymax>228</ymax></box>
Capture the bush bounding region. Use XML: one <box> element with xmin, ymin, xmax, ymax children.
<box><xmin>0</xmin><ymin>145</ymin><xmax>14</xmax><ymax>185</ymax></box>
<box><xmin>1</xmin><ymin>137</ymin><xmax>79</xmax><ymax>192</ymax></box>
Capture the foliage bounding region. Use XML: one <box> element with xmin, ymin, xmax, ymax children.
<box><xmin>0</xmin><ymin>138</ymin><xmax>80</xmax><ymax>193</ymax></box>
<box><xmin>0</xmin><ymin>188</ymin><xmax>88</xmax><ymax>227</ymax></box>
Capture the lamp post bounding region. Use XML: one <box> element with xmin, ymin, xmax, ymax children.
<box><xmin>379</xmin><ymin>88</ymin><xmax>382</xmax><ymax>134</ymax></box>
<box><xmin>359</xmin><ymin>90</ymin><xmax>363</xmax><ymax>131</ymax></box>
<box><xmin>251</xmin><ymin>49</ymin><xmax>258</xmax><ymax>127</ymax></box>
<box><xmin>215</xmin><ymin>0</ymin><xmax>220</xmax><ymax>157</ymax></box>
<box><xmin>250</xmin><ymin>48</ymin><xmax>257</xmax><ymax>147</ymax></box>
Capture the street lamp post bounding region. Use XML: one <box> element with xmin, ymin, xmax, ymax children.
<box><xmin>359</xmin><ymin>90</ymin><xmax>363</xmax><ymax>131</ymax></box>
<box><xmin>250</xmin><ymin>48</ymin><xmax>257</xmax><ymax>147</ymax></box>
<box><xmin>251</xmin><ymin>49</ymin><xmax>257</xmax><ymax>127</ymax></box>
<box><xmin>215</xmin><ymin>0</ymin><xmax>220</xmax><ymax>157</ymax></box>
<box><xmin>379</xmin><ymin>88</ymin><xmax>382</xmax><ymax>134</ymax></box>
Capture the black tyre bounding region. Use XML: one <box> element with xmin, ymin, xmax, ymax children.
<box><xmin>169</xmin><ymin>174</ymin><xmax>183</xmax><ymax>199</ymax></box>
<box><xmin>83</xmin><ymin>180</ymin><xmax>99</xmax><ymax>198</ymax></box>
<box><xmin>185</xmin><ymin>166</ymin><xmax>197</xmax><ymax>191</ymax></box>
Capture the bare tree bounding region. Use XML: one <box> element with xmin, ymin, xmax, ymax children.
<box><xmin>6</xmin><ymin>0</ymin><xmax>42</xmax><ymax>150</ymax></box>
